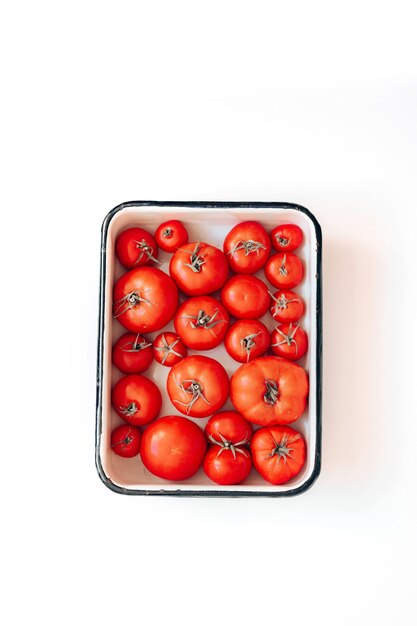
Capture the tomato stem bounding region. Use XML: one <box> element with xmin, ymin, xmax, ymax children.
<box><xmin>267</xmin><ymin>434</ymin><xmax>299</xmax><ymax>463</ymax></box>
<box><xmin>154</xmin><ymin>333</ymin><xmax>183</xmax><ymax>364</ymax></box>
<box><xmin>162</xmin><ymin>228</ymin><xmax>173</xmax><ymax>238</ymax></box>
<box><xmin>181</xmin><ymin>242</ymin><xmax>206</xmax><ymax>273</ymax></box>
<box><xmin>132</xmin><ymin>239</ymin><xmax>160</xmax><ymax>264</ymax></box>
<box><xmin>279</xmin><ymin>254</ymin><xmax>288</xmax><ymax>276</ymax></box>
<box><xmin>121</xmin><ymin>333</ymin><xmax>152</xmax><ymax>353</ymax></box>
<box><xmin>173</xmin><ymin>376</ymin><xmax>212</xmax><ymax>414</ymax></box>
<box><xmin>264</xmin><ymin>378</ymin><xmax>279</xmax><ymax>405</ymax></box>
<box><xmin>119</xmin><ymin>402</ymin><xmax>139</xmax><ymax>417</ymax></box>
<box><xmin>269</xmin><ymin>291</ymin><xmax>299</xmax><ymax>314</ymax></box>
<box><xmin>240</xmin><ymin>331</ymin><xmax>262</xmax><ymax>362</ymax></box>
<box><xmin>271</xmin><ymin>323</ymin><xmax>300</xmax><ymax>355</ymax></box>
<box><xmin>208</xmin><ymin>432</ymin><xmax>250</xmax><ymax>460</ymax></box>
<box><xmin>228</xmin><ymin>239</ymin><xmax>266</xmax><ymax>257</ymax></box>
<box><xmin>180</xmin><ymin>309</ymin><xmax>227</xmax><ymax>335</ymax></box>
<box><xmin>113</xmin><ymin>290</ymin><xmax>156</xmax><ymax>318</ymax></box>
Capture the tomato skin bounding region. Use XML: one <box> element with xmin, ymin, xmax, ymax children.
<box><xmin>113</xmin><ymin>267</ymin><xmax>178</xmax><ymax>333</ymax></box>
<box><xmin>112</xmin><ymin>332</ymin><xmax>153</xmax><ymax>373</ymax></box>
<box><xmin>116</xmin><ymin>227</ymin><xmax>159</xmax><ymax>268</ymax></box>
<box><xmin>223</xmin><ymin>221</ymin><xmax>271</xmax><ymax>274</ymax></box>
<box><xmin>265</xmin><ymin>253</ymin><xmax>304</xmax><ymax>289</ymax></box>
<box><xmin>270</xmin><ymin>224</ymin><xmax>303</xmax><ymax>253</ymax></box>
<box><xmin>153</xmin><ymin>332</ymin><xmax>187</xmax><ymax>367</ymax></box>
<box><xmin>155</xmin><ymin>220</ymin><xmax>188</xmax><ymax>252</ymax></box>
<box><xmin>167</xmin><ymin>355</ymin><xmax>229</xmax><ymax>418</ymax></box>
<box><xmin>140</xmin><ymin>415</ymin><xmax>207</xmax><ymax>481</ymax></box>
<box><xmin>110</xmin><ymin>424</ymin><xmax>141</xmax><ymax>458</ymax></box>
<box><xmin>225</xmin><ymin>319</ymin><xmax>270</xmax><ymax>363</ymax></box>
<box><xmin>112</xmin><ymin>374</ymin><xmax>162</xmax><ymax>426</ymax></box>
<box><xmin>174</xmin><ymin>296</ymin><xmax>230</xmax><ymax>350</ymax></box>
<box><xmin>221</xmin><ymin>274</ymin><xmax>270</xmax><ymax>319</ymax></box>
<box><xmin>230</xmin><ymin>356</ymin><xmax>309</xmax><ymax>426</ymax></box>
<box><xmin>271</xmin><ymin>323</ymin><xmax>308</xmax><ymax>361</ymax></box>
<box><xmin>251</xmin><ymin>425</ymin><xmax>306</xmax><ymax>484</ymax></box>
<box><xmin>203</xmin><ymin>446</ymin><xmax>252</xmax><ymax>485</ymax></box>
<box><xmin>205</xmin><ymin>411</ymin><xmax>253</xmax><ymax>445</ymax></box>
<box><xmin>169</xmin><ymin>242</ymin><xmax>229</xmax><ymax>296</ymax></box>
<box><xmin>270</xmin><ymin>289</ymin><xmax>305</xmax><ymax>323</ymax></box>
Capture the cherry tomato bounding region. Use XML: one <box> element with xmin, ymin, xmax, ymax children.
<box><xmin>140</xmin><ymin>415</ymin><xmax>206</xmax><ymax>481</ymax></box>
<box><xmin>225</xmin><ymin>319</ymin><xmax>270</xmax><ymax>363</ymax></box>
<box><xmin>230</xmin><ymin>355</ymin><xmax>309</xmax><ymax>426</ymax></box>
<box><xmin>174</xmin><ymin>296</ymin><xmax>229</xmax><ymax>350</ymax></box>
<box><xmin>113</xmin><ymin>267</ymin><xmax>178</xmax><ymax>333</ymax></box>
<box><xmin>153</xmin><ymin>332</ymin><xmax>187</xmax><ymax>367</ymax></box>
<box><xmin>112</xmin><ymin>374</ymin><xmax>162</xmax><ymax>426</ymax></box>
<box><xmin>223</xmin><ymin>221</ymin><xmax>271</xmax><ymax>274</ymax></box>
<box><xmin>116</xmin><ymin>227</ymin><xmax>159</xmax><ymax>269</ymax></box>
<box><xmin>271</xmin><ymin>322</ymin><xmax>308</xmax><ymax>361</ymax></box>
<box><xmin>221</xmin><ymin>274</ymin><xmax>270</xmax><ymax>319</ymax></box>
<box><xmin>169</xmin><ymin>242</ymin><xmax>229</xmax><ymax>296</ymax></box>
<box><xmin>271</xmin><ymin>224</ymin><xmax>303</xmax><ymax>253</ymax></box>
<box><xmin>167</xmin><ymin>355</ymin><xmax>229</xmax><ymax>418</ymax></box>
<box><xmin>112</xmin><ymin>332</ymin><xmax>153</xmax><ymax>374</ymax></box>
<box><xmin>205</xmin><ymin>411</ymin><xmax>253</xmax><ymax>446</ymax></box>
<box><xmin>203</xmin><ymin>445</ymin><xmax>252</xmax><ymax>485</ymax></box>
<box><xmin>265</xmin><ymin>252</ymin><xmax>304</xmax><ymax>289</ymax></box>
<box><xmin>110</xmin><ymin>424</ymin><xmax>141</xmax><ymax>458</ymax></box>
<box><xmin>251</xmin><ymin>425</ymin><xmax>306</xmax><ymax>484</ymax></box>
<box><xmin>155</xmin><ymin>220</ymin><xmax>188</xmax><ymax>252</ymax></box>
<box><xmin>270</xmin><ymin>289</ymin><xmax>305</xmax><ymax>323</ymax></box>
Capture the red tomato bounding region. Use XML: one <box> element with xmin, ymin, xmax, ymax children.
<box><xmin>112</xmin><ymin>332</ymin><xmax>153</xmax><ymax>373</ymax></box>
<box><xmin>230</xmin><ymin>355</ymin><xmax>309</xmax><ymax>426</ymax></box>
<box><xmin>205</xmin><ymin>411</ymin><xmax>253</xmax><ymax>446</ymax></box>
<box><xmin>153</xmin><ymin>332</ymin><xmax>187</xmax><ymax>367</ymax></box>
<box><xmin>110</xmin><ymin>424</ymin><xmax>141</xmax><ymax>458</ymax></box>
<box><xmin>169</xmin><ymin>242</ymin><xmax>229</xmax><ymax>296</ymax></box>
<box><xmin>225</xmin><ymin>319</ymin><xmax>270</xmax><ymax>363</ymax></box>
<box><xmin>140</xmin><ymin>415</ymin><xmax>206</xmax><ymax>481</ymax></box>
<box><xmin>271</xmin><ymin>224</ymin><xmax>303</xmax><ymax>253</ymax></box>
<box><xmin>113</xmin><ymin>267</ymin><xmax>178</xmax><ymax>332</ymax></box>
<box><xmin>251</xmin><ymin>425</ymin><xmax>306</xmax><ymax>484</ymax></box>
<box><xmin>203</xmin><ymin>445</ymin><xmax>252</xmax><ymax>485</ymax></box>
<box><xmin>265</xmin><ymin>253</ymin><xmax>304</xmax><ymax>289</ymax></box>
<box><xmin>116</xmin><ymin>227</ymin><xmax>160</xmax><ymax>268</ymax></box>
<box><xmin>174</xmin><ymin>296</ymin><xmax>229</xmax><ymax>350</ymax></box>
<box><xmin>112</xmin><ymin>374</ymin><xmax>162</xmax><ymax>426</ymax></box>
<box><xmin>223</xmin><ymin>221</ymin><xmax>271</xmax><ymax>274</ymax></box>
<box><xmin>271</xmin><ymin>323</ymin><xmax>308</xmax><ymax>361</ymax></box>
<box><xmin>220</xmin><ymin>274</ymin><xmax>269</xmax><ymax>319</ymax></box>
<box><xmin>155</xmin><ymin>220</ymin><xmax>188</xmax><ymax>252</ymax></box>
<box><xmin>270</xmin><ymin>289</ymin><xmax>305</xmax><ymax>323</ymax></box>
<box><xmin>167</xmin><ymin>355</ymin><xmax>229</xmax><ymax>418</ymax></box>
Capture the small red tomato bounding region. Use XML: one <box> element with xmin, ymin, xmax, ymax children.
<box><xmin>112</xmin><ymin>332</ymin><xmax>153</xmax><ymax>374</ymax></box>
<box><xmin>205</xmin><ymin>411</ymin><xmax>253</xmax><ymax>446</ymax></box>
<box><xmin>221</xmin><ymin>274</ymin><xmax>270</xmax><ymax>319</ymax></box>
<box><xmin>251</xmin><ymin>425</ymin><xmax>306</xmax><ymax>484</ymax></box>
<box><xmin>265</xmin><ymin>252</ymin><xmax>304</xmax><ymax>289</ymax></box>
<box><xmin>271</xmin><ymin>224</ymin><xmax>303</xmax><ymax>253</ymax></box>
<box><xmin>153</xmin><ymin>332</ymin><xmax>187</xmax><ymax>367</ymax></box>
<box><xmin>223</xmin><ymin>221</ymin><xmax>271</xmax><ymax>274</ymax></box>
<box><xmin>174</xmin><ymin>296</ymin><xmax>229</xmax><ymax>350</ymax></box>
<box><xmin>110</xmin><ymin>424</ymin><xmax>141</xmax><ymax>458</ymax></box>
<box><xmin>155</xmin><ymin>220</ymin><xmax>189</xmax><ymax>252</ymax></box>
<box><xmin>116</xmin><ymin>227</ymin><xmax>160</xmax><ymax>268</ymax></box>
<box><xmin>225</xmin><ymin>319</ymin><xmax>270</xmax><ymax>363</ymax></box>
<box><xmin>270</xmin><ymin>289</ymin><xmax>305</xmax><ymax>323</ymax></box>
<box><xmin>112</xmin><ymin>374</ymin><xmax>162</xmax><ymax>426</ymax></box>
<box><xmin>271</xmin><ymin>322</ymin><xmax>308</xmax><ymax>361</ymax></box>
<box><xmin>169</xmin><ymin>242</ymin><xmax>229</xmax><ymax>296</ymax></box>
<box><xmin>203</xmin><ymin>445</ymin><xmax>252</xmax><ymax>485</ymax></box>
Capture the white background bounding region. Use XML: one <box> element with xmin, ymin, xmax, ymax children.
<box><xmin>1</xmin><ymin>2</ymin><xmax>416</xmax><ymax>625</ymax></box>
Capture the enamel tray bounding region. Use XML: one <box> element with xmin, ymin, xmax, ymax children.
<box><xmin>96</xmin><ymin>201</ymin><xmax>322</xmax><ymax>497</ymax></box>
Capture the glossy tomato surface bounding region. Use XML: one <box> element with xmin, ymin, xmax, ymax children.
<box><xmin>271</xmin><ymin>224</ymin><xmax>303</xmax><ymax>253</ymax></box>
<box><xmin>251</xmin><ymin>425</ymin><xmax>306</xmax><ymax>484</ymax></box>
<box><xmin>110</xmin><ymin>424</ymin><xmax>141</xmax><ymax>458</ymax></box>
<box><xmin>221</xmin><ymin>274</ymin><xmax>270</xmax><ymax>319</ymax></box>
<box><xmin>223</xmin><ymin>221</ymin><xmax>271</xmax><ymax>274</ymax></box>
<box><xmin>169</xmin><ymin>242</ymin><xmax>229</xmax><ymax>296</ymax></box>
<box><xmin>225</xmin><ymin>319</ymin><xmax>270</xmax><ymax>363</ymax></box>
<box><xmin>265</xmin><ymin>252</ymin><xmax>304</xmax><ymax>289</ymax></box>
<box><xmin>203</xmin><ymin>446</ymin><xmax>252</xmax><ymax>485</ymax></box>
<box><xmin>116</xmin><ymin>227</ymin><xmax>159</xmax><ymax>268</ymax></box>
<box><xmin>112</xmin><ymin>374</ymin><xmax>162</xmax><ymax>426</ymax></box>
<box><xmin>112</xmin><ymin>332</ymin><xmax>153</xmax><ymax>374</ymax></box>
<box><xmin>155</xmin><ymin>220</ymin><xmax>188</xmax><ymax>252</ymax></box>
<box><xmin>153</xmin><ymin>332</ymin><xmax>187</xmax><ymax>367</ymax></box>
<box><xmin>270</xmin><ymin>289</ymin><xmax>305</xmax><ymax>323</ymax></box>
<box><xmin>271</xmin><ymin>322</ymin><xmax>308</xmax><ymax>361</ymax></box>
<box><xmin>174</xmin><ymin>296</ymin><xmax>229</xmax><ymax>350</ymax></box>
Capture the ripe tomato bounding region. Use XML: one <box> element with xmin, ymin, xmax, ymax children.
<box><xmin>251</xmin><ymin>425</ymin><xmax>306</xmax><ymax>484</ymax></box>
<box><xmin>110</xmin><ymin>424</ymin><xmax>141</xmax><ymax>458</ymax></box>
<box><xmin>153</xmin><ymin>332</ymin><xmax>187</xmax><ymax>367</ymax></box>
<box><xmin>270</xmin><ymin>289</ymin><xmax>305</xmax><ymax>323</ymax></box>
<box><xmin>112</xmin><ymin>332</ymin><xmax>153</xmax><ymax>374</ymax></box>
<box><xmin>223</xmin><ymin>221</ymin><xmax>271</xmax><ymax>274</ymax></box>
<box><xmin>220</xmin><ymin>274</ymin><xmax>269</xmax><ymax>319</ymax></box>
<box><xmin>230</xmin><ymin>355</ymin><xmax>308</xmax><ymax>426</ymax></box>
<box><xmin>271</xmin><ymin>224</ymin><xmax>303</xmax><ymax>253</ymax></box>
<box><xmin>113</xmin><ymin>267</ymin><xmax>178</xmax><ymax>332</ymax></box>
<box><xmin>205</xmin><ymin>411</ymin><xmax>253</xmax><ymax>446</ymax></box>
<box><xmin>225</xmin><ymin>319</ymin><xmax>270</xmax><ymax>363</ymax></box>
<box><xmin>116</xmin><ymin>227</ymin><xmax>159</xmax><ymax>268</ymax></box>
<box><xmin>271</xmin><ymin>323</ymin><xmax>308</xmax><ymax>361</ymax></box>
<box><xmin>112</xmin><ymin>374</ymin><xmax>162</xmax><ymax>426</ymax></box>
<box><xmin>264</xmin><ymin>253</ymin><xmax>304</xmax><ymax>289</ymax></box>
<box><xmin>167</xmin><ymin>355</ymin><xmax>229</xmax><ymax>418</ymax></box>
<box><xmin>140</xmin><ymin>415</ymin><xmax>206</xmax><ymax>481</ymax></box>
<box><xmin>174</xmin><ymin>296</ymin><xmax>229</xmax><ymax>350</ymax></box>
<box><xmin>203</xmin><ymin>445</ymin><xmax>252</xmax><ymax>485</ymax></box>
<box><xmin>169</xmin><ymin>242</ymin><xmax>229</xmax><ymax>296</ymax></box>
<box><xmin>155</xmin><ymin>220</ymin><xmax>189</xmax><ymax>252</ymax></box>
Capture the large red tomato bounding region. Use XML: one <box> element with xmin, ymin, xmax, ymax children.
<box><xmin>154</xmin><ymin>220</ymin><xmax>189</xmax><ymax>252</ymax></box>
<box><xmin>112</xmin><ymin>374</ymin><xmax>162</xmax><ymax>426</ymax></box>
<box><xmin>251</xmin><ymin>425</ymin><xmax>306</xmax><ymax>484</ymax></box>
<box><xmin>116</xmin><ymin>227</ymin><xmax>159</xmax><ymax>268</ymax></box>
<box><xmin>174</xmin><ymin>296</ymin><xmax>229</xmax><ymax>350</ymax></box>
<box><xmin>223</xmin><ymin>221</ymin><xmax>271</xmax><ymax>274</ymax></box>
<box><xmin>113</xmin><ymin>267</ymin><xmax>178</xmax><ymax>332</ymax></box>
<box><xmin>167</xmin><ymin>355</ymin><xmax>229</xmax><ymax>418</ymax></box>
<box><xmin>110</xmin><ymin>424</ymin><xmax>141</xmax><ymax>458</ymax></box>
<box><xmin>225</xmin><ymin>319</ymin><xmax>270</xmax><ymax>363</ymax></box>
<box><xmin>112</xmin><ymin>332</ymin><xmax>153</xmax><ymax>374</ymax></box>
<box><xmin>153</xmin><ymin>332</ymin><xmax>187</xmax><ymax>367</ymax></box>
<box><xmin>264</xmin><ymin>252</ymin><xmax>304</xmax><ymax>289</ymax></box>
<box><xmin>220</xmin><ymin>274</ymin><xmax>270</xmax><ymax>319</ymax></box>
<box><xmin>270</xmin><ymin>224</ymin><xmax>303</xmax><ymax>253</ymax></box>
<box><xmin>169</xmin><ymin>242</ymin><xmax>229</xmax><ymax>296</ymax></box>
<box><xmin>270</xmin><ymin>289</ymin><xmax>305</xmax><ymax>323</ymax></box>
<box><xmin>203</xmin><ymin>446</ymin><xmax>252</xmax><ymax>485</ymax></box>
<box><xmin>271</xmin><ymin>322</ymin><xmax>308</xmax><ymax>361</ymax></box>
<box><xmin>230</xmin><ymin>356</ymin><xmax>308</xmax><ymax>426</ymax></box>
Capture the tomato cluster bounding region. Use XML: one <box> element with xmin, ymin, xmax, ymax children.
<box><xmin>110</xmin><ymin>219</ymin><xmax>309</xmax><ymax>486</ymax></box>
